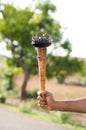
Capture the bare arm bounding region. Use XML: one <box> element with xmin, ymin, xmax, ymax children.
<box><xmin>53</xmin><ymin>97</ymin><xmax>86</xmax><ymax>113</ymax></box>
<box><xmin>37</xmin><ymin>91</ymin><xmax>86</xmax><ymax>113</ymax></box>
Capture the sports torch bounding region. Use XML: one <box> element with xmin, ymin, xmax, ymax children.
<box><xmin>32</xmin><ymin>34</ymin><xmax>51</xmax><ymax>91</ymax></box>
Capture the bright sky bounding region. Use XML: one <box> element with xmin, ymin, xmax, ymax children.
<box><xmin>0</xmin><ymin>0</ymin><xmax>86</xmax><ymax>58</ymax></box>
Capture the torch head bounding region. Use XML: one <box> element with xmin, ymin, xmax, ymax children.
<box><xmin>32</xmin><ymin>35</ymin><xmax>51</xmax><ymax>48</ymax></box>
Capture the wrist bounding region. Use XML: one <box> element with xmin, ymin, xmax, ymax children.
<box><xmin>51</xmin><ymin>100</ymin><xmax>68</xmax><ymax>111</ymax></box>
<box><xmin>52</xmin><ymin>101</ymin><xmax>59</xmax><ymax>111</ymax></box>
<box><xmin>49</xmin><ymin>100</ymin><xmax>57</xmax><ymax>111</ymax></box>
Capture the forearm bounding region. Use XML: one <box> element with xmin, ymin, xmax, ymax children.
<box><xmin>53</xmin><ymin>97</ymin><xmax>86</xmax><ymax>113</ymax></box>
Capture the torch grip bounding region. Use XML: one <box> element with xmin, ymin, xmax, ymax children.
<box><xmin>37</xmin><ymin>47</ymin><xmax>46</xmax><ymax>91</ymax></box>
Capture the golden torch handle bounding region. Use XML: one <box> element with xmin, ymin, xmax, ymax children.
<box><xmin>37</xmin><ymin>47</ymin><xmax>46</xmax><ymax>91</ymax></box>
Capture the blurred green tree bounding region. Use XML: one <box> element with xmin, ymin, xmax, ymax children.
<box><xmin>0</xmin><ymin>4</ymin><xmax>38</xmax><ymax>100</ymax></box>
<box><xmin>0</xmin><ymin>0</ymin><xmax>84</xmax><ymax>99</ymax></box>
<box><xmin>47</xmin><ymin>55</ymin><xmax>84</xmax><ymax>83</ymax></box>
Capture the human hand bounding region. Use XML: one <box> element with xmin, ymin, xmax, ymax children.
<box><xmin>37</xmin><ymin>91</ymin><xmax>56</xmax><ymax>111</ymax></box>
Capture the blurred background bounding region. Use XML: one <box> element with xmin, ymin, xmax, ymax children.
<box><xmin>0</xmin><ymin>0</ymin><xmax>86</xmax><ymax>130</ymax></box>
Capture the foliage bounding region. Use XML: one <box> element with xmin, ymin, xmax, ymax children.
<box><xmin>0</xmin><ymin>2</ymin><xmax>61</xmax><ymax>69</ymax></box>
<box><xmin>0</xmin><ymin>4</ymin><xmax>37</xmax><ymax>77</ymax></box>
<box><xmin>3</xmin><ymin>72</ymin><xmax>13</xmax><ymax>90</ymax></box>
<box><xmin>26</xmin><ymin>90</ymin><xmax>38</xmax><ymax>99</ymax></box>
<box><xmin>50</xmin><ymin>111</ymin><xmax>71</xmax><ymax>124</ymax></box>
<box><xmin>0</xmin><ymin>1</ymin><xmax>72</xmax><ymax>74</ymax></box>
<box><xmin>60</xmin><ymin>112</ymin><xmax>71</xmax><ymax>123</ymax></box>
<box><xmin>61</xmin><ymin>39</ymin><xmax>72</xmax><ymax>56</ymax></box>
<box><xmin>47</xmin><ymin>55</ymin><xmax>84</xmax><ymax>82</ymax></box>
<box><xmin>0</xmin><ymin>93</ymin><xmax>6</xmax><ymax>103</ymax></box>
<box><xmin>19</xmin><ymin>101</ymin><xmax>32</xmax><ymax>113</ymax></box>
<box><xmin>81</xmin><ymin>61</ymin><xmax>86</xmax><ymax>77</ymax></box>
<box><xmin>19</xmin><ymin>99</ymin><xmax>39</xmax><ymax>113</ymax></box>
<box><xmin>50</xmin><ymin>112</ymin><xmax>61</xmax><ymax>123</ymax></box>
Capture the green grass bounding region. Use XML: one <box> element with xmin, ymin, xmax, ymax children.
<box><xmin>0</xmin><ymin>103</ymin><xmax>86</xmax><ymax>130</ymax></box>
<box><xmin>62</xmin><ymin>123</ymin><xmax>86</xmax><ymax>130</ymax></box>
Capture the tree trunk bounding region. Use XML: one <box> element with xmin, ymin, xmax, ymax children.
<box><xmin>20</xmin><ymin>69</ymin><xmax>29</xmax><ymax>100</ymax></box>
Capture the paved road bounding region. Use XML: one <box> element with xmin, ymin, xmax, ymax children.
<box><xmin>0</xmin><ymin>106</ymin><xmax>72</xmax><ymax>130</ymax></box>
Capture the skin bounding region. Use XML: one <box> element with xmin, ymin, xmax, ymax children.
<box><xmin>37</xmin><ymin>91</ymin><xmax>86</xmax><ymax>113</ymax></box>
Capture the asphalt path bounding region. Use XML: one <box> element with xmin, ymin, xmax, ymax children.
<box><xmin>0</xmin><ymin>106</ymin><xmax>72</xmax><ymax>130</ymax></box>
